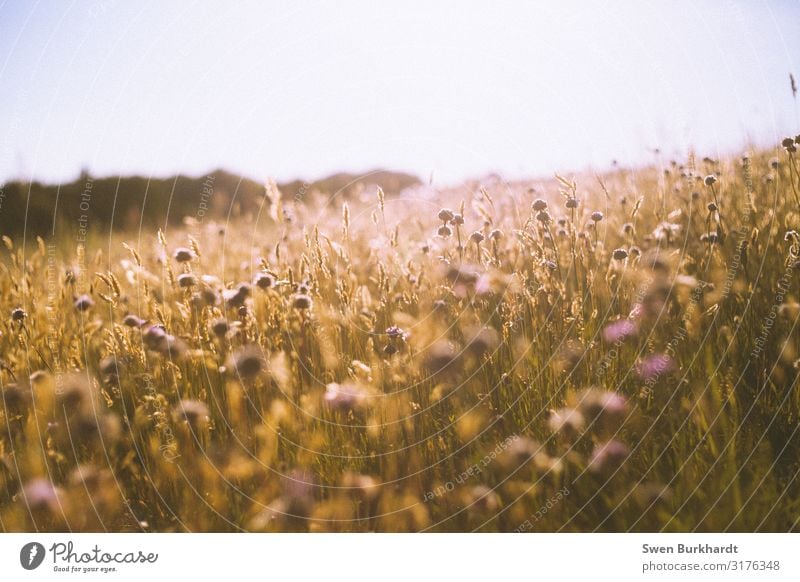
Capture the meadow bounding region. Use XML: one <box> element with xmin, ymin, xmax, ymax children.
<box><xmin>1</xmin><ymin>138</ymin><xmax>800</xmax><ymax>532</ymax></box>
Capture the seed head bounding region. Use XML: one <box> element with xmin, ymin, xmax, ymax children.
<box><xmin>704</xmin><ymin>175</ymin><xmax>717</xmax><ymax>186</ymax></box>
<box><xmin>74</xmin><ymin>294</ymin><xmax>94</xmax><ymax>312</ymax></box>
<box><xmin>11</xmin><ymin>307</ymin><xmax>26</xmax><ymax>321</ymax></box>
<box><xmin>211</xmin><ymin>318</ymin><xmax>230</xmax><ymax>337</ymax></box>
<box><xmin>324</xmin><ymin>382</ymin><xmax>367</xmax><ymax>412</ymax></box>
<box><xmin>56</xmin><ymin>373</ymin><xmax>92</xmax><ymax>415</ymax></box>
<box><xmin>223</xmin><ymin>283</ymin><xmax>251</xmax><ymax>308</ymax></box>
<box><xmin>532</xmin><ymin>198</ymin><xmax>548</xmax><ymax>212</ymax></box>
<box><xmin>172</xmin><ymin>399</ymin><xmax>210</xmax><ymax>429</ymax></box>
<box><xmin>437</xmin><ymin>208</ymin><xmax>455</xmax><ymax>223</ymax></box>
<box><xmin>565</xmin><ymin>198</ymin><xmax>578</xmax><ymax>209</ymax></box>
<box><xmin>590</xmin><ymin>211</ymin><xmax>604</xmax><ymax>222</ymax></box>
<box><xmin>230</xmin><ymin>346</ymin><xmax>265</xmax><ymax>379</ymax></box>
<box><xmin>548</xmin><ymin>407</ymin><xmax>584</xmax><ymax>436</ymax></box>
<box><xmin>612</xmin><ymin>248</ymin><xmax>629</xmax><ymax>261</ymax></box>
<box><xmin>437</xmin><ymin>224</ymin><xmax>452</xmax><ymax>237</ymax></box>
<box><xmin>177</xmin><ymin>273</ymin><xmax>196</xmax><ymax>288</ymax></box>
<box><xmin>123</xmin><ymin>314</ymin><xmax>145</xmax><ymax>327</ymax></box>
<box><xmin>142</xmin><ymin>325</ymin><xmax>167</xmax><ymax>350</ymax></box>
<box><xmin>22</xmin><ymin>478</ymin><xmax>62</xmax><ymax>513</ymax></box>
<box><xmin>469</xmin><ymin>231</ymin><xmax>485</xmax><ymax>244</ymax></box>
<box><xmin>589</xmin><ymin>440</ymin><xmax>629</xmax><ymax>472</ymax></box>
<box><xmin>254</xmin><ymin>272</ymin><xmax>275</xmax><ymax>289</ymax></box>
<box><xmin>292</xmin><ymin>293</ymin><xmax>313</xmax><ymax>310</ymax></box>
<box><xmin>173</xmin><ymin>247</ymin><xmax>194</xmax><ymax>262</ymax></box>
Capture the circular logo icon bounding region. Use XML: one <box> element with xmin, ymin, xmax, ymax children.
<box><xmin>20</xmin><ymin>542</ymin><xmax>46</xmax><ymax>570</ymax></box>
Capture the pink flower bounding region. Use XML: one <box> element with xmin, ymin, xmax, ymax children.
<box><xmin>589</xmin><ymin>440</ymin><xmax>629</xmax><ymax>472</ymax></box>
<box><xmin>602</xmin><ymin>319</ymin><xmax>637</xmax><ymax>343</ymax></box>
<box><xmin>637</xmin><ymin>354</ymin><xmax>676</xmax><ymax>380</ymax></box>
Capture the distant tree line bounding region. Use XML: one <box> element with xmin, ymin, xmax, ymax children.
<box><xmin>0</xmin><ymin>169</ymin><xmax>419</xmax><ymax>238</ymax></box>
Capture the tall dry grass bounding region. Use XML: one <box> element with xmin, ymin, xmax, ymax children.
<box><xmin>2</xmin><ymin>139</ymin><xmax>800</xmax><ymax>531</ymax></box>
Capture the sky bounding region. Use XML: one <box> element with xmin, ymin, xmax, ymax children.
<box><xmin>0</xmin><ymin>0</ymin><xmax>798</xmax><ymax>185</ymax></box>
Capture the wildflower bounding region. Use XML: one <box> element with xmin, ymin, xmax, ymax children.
<box><xmin>211</xmin><ymin>318</ymin><xmax>230</xmax><ymax>337</ymax></box>
<box><xmin>497</xmin><ymin>436</ymin><xmax>540</xmax><ymax>470</ymax></box>
<box><xmin>590</xmin><ymin>211</ymin><xmax>604</xmax><ymax>222</ymax></box>
<box><xmin>489</xmin><ymin>229</ymin><xmax>503</xmax><ymax>240</ymax></box>
<box><xmin>200</xmin><ymin>287</ymin><xmax>218</xmax><ymax>305</ymax></box>
<box><xmin>704</xmin><ymin>175</ymin><xmax>717</xmax><ymax>186</ymax></box>
<box><xmin>452</xmin><ymin>213</ymin><xmax>465</xmax><ymax>225</ymax></box>
<box><xmin>223</xmin><ymin>283</ymin><xmax>251</xmax><ymax>308</ymax></box>
<box><xmin>56</xmin><ymin>373</ymin><xmax>92</xmax><ymax>415</ymax></box>
<box><xmin>292</xmin><ymin>293</ymin><xmax>313</xmax><ymax>310</ymax></box>
<box><xmin>123</xmin><ymin>314</ymin><xmax>145</xmax><ymax>327</ymax></box>
<box><xmin>421</xmin><ymin>341</ymin><xmax>460</xmax><ymax>376</ymax></box>
<box><xmin>172</xmin><ymin>399</ymin><xmax>210</xmax><ymax>429</ymax></box>
<box><xmin>11</xmin><ymin>307</ymin><xmax>26</xmax><ymax>321</ymax></box>
<box><xmin>341</xmin><ymin>472</ymin><xmax>380</xmax><ymax>501</ymax></box>
<box><xmin>636</xmin><ymin>353</ymin><xmax>676</xmax><ymax>380</ymax></box>
<box><xmin>438</xmin><ymin>208</ymin><xmax>455</xmax><ymax>223</ymax></box>
<box><xmin>565</xmin><ymin>198</ymin><xmax>578</xmax><ymax>209</ymax></box>
<box><xmin>254</xmin><ymin>272</ymin><xmax>275</xmax><ymax>289</ymax></box>
<box><xmin>465</xmin><ymin>326</ymin><xmax>499</xmax><ymax>357</ymax></box>
<box><xmin>2</xmin><ymin>383</ymin><xmax>29</xmax><ymax>416</ymax></box>
<box><xmin>589</xmin><ymin>440</ymin><xmax>629</xmax><ymax>472</ymax></box>
<box><xmin>74</xmin><ymin>294</ymin><xmax>94</xmax><ymax>311</ymax></box>
<box><xmin>602</xmin><ymin>319</ymin><xmax>637</xmax><ymax>343</ymax></box>
<box><xmin>437</xmin><ymin>224</ymin><xmax>452</xmax><ymax>237</ymax></box>
<box><xmin>577</xmin><ymin>388</ymin><xmax>628</xmax><ymax>422</ymax></box>
<box><xmin>532</xmin><ymin>198</ymin><xmax>548</xmax><ymax>212</ymax></box>
<box><xmin>385</xmin><ymin>326</ymin><xmax>405</xmax><ymax>339</ymax></box>
<box><xmin>142</xmin><ymin>325</ymin><xmax>167</xmax><ymax>350</ymax></box>
<box><xmin>466</xmin><ymin>485</ymin><xmax>500</xmax><ymax>513</ymax></box>
<box><xmin>174</xmin><ymin>247</ymin><xmax>193</xmax><ymax>262</ymax></box>
<box><xmin>98</xmin><ymin>356</ymin><xmax>122</xmax><ymax>384</ymax></box>
<box><xmin>536</xmin><ymin>210</ymin><xmax>551</xmax><ymax>224</ymax></box>
<box><xmin>160</xmin><ymin>334</ymin><xmax>187</xmax><ymax>360</ymax></box>
<box><xmin>707</xmin><ymin>202</ymin><xmax>718</xmax><ymax>212</ymax></box>
<box><xmin>324</xmin><ymin>382</ymin><xmax>367</xmax><ymax>411</ymax></box>
<box><xmin>22</xmin><ymin>478</ymin><xmax>62</xmax><ymax>513</ymax></box>
<box><xmin>469</xmin><ymin>231</ymin><xmax>485</xmax><ymax>244</ymax></box>
<box><xmin>230</xmin><ymin>345</ymin><xmax>265</xmax><ymax>379</ymax></box>
<box><xmin>612</xmin><ymin>248</ymin><xmax>628</xmax><ymax>261</ymax></box>
<box><xmin>69</xmin><ymin>411</ymin><xmax>121</xmax><ymax>445</ymax></box>
<box><xmin>177</xmin><ymin>273</ymin><xmax>196</xmax><ymax>288</ymax></box>
<box><xmin>548</xmin><ymin>407</ymin><xmax>584</xmax><ymax>436</ymax></box>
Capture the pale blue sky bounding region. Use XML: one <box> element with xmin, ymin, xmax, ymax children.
<box><xmin>0</xmin><ymin>0</ymin><xmax>798</xmax><ymax>185</ymax></box>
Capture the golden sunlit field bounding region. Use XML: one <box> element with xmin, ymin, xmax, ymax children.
<box><xmin>2</xmin><ymin>139</ymin><xmax>800</xmax><ymax>532</ymax></box>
